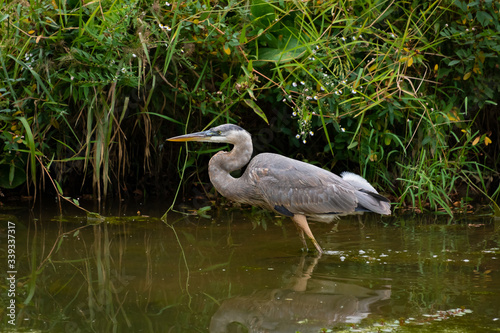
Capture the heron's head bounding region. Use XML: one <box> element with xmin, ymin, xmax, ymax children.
<box><xmin>167</xmin><ymin>124</ymin><xmax>250</xmax><ymax>144</ymax></box>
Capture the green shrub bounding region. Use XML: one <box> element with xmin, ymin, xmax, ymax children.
<box><xmin>0</xmin><ymin>0</ymin><xmax>498</xmax><ymax>214</ymax></box>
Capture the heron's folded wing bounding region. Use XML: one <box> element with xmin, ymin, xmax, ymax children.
<box><xmin>248</xmin><ymin>154</ymin><xmax>357</xmax><ymax>215</ymax></box>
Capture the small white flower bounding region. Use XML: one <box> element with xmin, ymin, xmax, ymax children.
<box><xmin>132</xmin><ymin>53</ymin><xmax>137</xmax><ymax>57</ymax></box>
<box><xmin>306</xmin><ymin>96</ymin><xmax>311</xmax><ymax>100</ymax></box>
<box><xmin>292</xmin><ymin>112</ymin><xmax>297</xmax><ymax>116</ymax></box>
<box><xmin>313</xmin><ymin>96</ymin><xmax>318</xmax><ymax>100</ymax></box>
<box><xmin>159</xmin><ymin>23</ymin><xmax>164</xmax><ymax>29</ymax></box>
<box><xmin>466</xmin><ymin>28</ymin><xmax>469</xmax><ymax>32</ymax></box>
<box><xmin>391</xmin><ymin>33</ymin><xmax>396</xmax><ymax>38</ymax></box>
<box><xmin>315</xmin><ymin>45</ymin><xmax>319</xmax><ymax>50</ymax></box>
<box><xmin>292</xmin><ymin>82</ymin><xmax>297</xmax><ymax>87</ymax></box>
<box><xmin>282</xmin><ymin>98</ymin><xmax>286</xmax><ymax>102</ymax></box>
<box><xmin>320</xmin><ymin>86</ymin><xmax>325</xmax><ymax>91</ymax></box>
<box><xmin>338</xmin><ymin>90</ymin><xmax>343</xmax><ymax>95</ymax></box>
<box><xmin>121</xmin><ymin>67</ymin><xmax>126</xmax><ymax>73</ymax></box>
<box><xmin>323</xmin><ymin>73</ymin><xmax>328</xmax><ymax>77</ymax></box>
<box><xmin>165</xmin><ymin>1</ymin><xmax>171</xmax><ymax>6</ymax></box>
<box><xmin>303</xmin><ymin>139</ymin><xmax>307</xmax><ymax>144</ymax></box>
<box><xmin>352</xmin><ymin>90</ymin><xmax>356</xmax><ymax>94</ymax></box>
<box><xmin>300</xmin><ymin>81</ymin><xmax>305</xmax><ymax>85</ymax></box>
<box><xmin>309</xmin><ymin>131</ymin><xmax>314</xmax><ymax>136</ymax></box>
<box><xmin>341</xmin><ymin>128</ymin><xmax>346</xmax><ymax>132</ymax></box>
<box><xmin>295</xmin><ymin>134</ymin><xmax>300</xmax><ymax>139</ymax></box>
<box><xmin>166</xmin><ymin>26</ymin><xmax>172</xmax><ymax>31</ymax></box>
<box><xmin>341</xmin><ymin>37</ymin><xmax>346</xmax><ymax>41</ymax></box>
<box><xmin>445</xmin><ymin>24</ymin><xmax>449</xmax><ymax>27</ymax></box>
<box><xmin>352</xmin><ymin>36</ymin><xmax>356</xmax><ymax>40</ymax></box>
<box><xmin>341</xmin><ymin>80</ymin><xmax>346</xmax><ymax>84</ymax></box>
<box><xmin>359</xmin><ymin>35</ymin><xmax>363</xmax><ymax>39</ymax></box>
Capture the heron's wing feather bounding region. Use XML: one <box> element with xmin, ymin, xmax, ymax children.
<box><xmin>247</xmin><ymin>153</ymin><xmax>357</xmax><ymax>214</ymax></box>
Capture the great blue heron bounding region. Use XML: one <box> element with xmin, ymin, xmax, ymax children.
<box><xmin>168</xmin><ymin>124</ymin><xmax>391</xmax><ymax>254</ymax></box>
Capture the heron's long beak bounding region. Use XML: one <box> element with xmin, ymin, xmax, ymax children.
<box><xmin>167</xmin><ymin>131</ymin><xmax>211</xmax><ymax>142</ymax></box>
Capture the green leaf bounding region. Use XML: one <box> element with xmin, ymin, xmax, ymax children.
<box><xmin>247</xmin><ymin>60</ymin><xmax>253</xmax><ymax>73</ymax></box>
<box><xmin>453</xmin><ymin>0</ymin><xmax>467</xmax><ymax>12</ymax></box>
<box><xmin>0</xmin><ymin>164</ymin><xmax>25</xmax><ymax>189</ymax></box>
<box><xmin>476</xmin><ymin>11</ymin><xmax>493</xmax><ymax>27</ymax></box>
<box><xmin>257</xmin><ymin>46</ymin><xmax>305</xmax><ymax>63</ymax></box>
<box><xmin>17</xmin><ymin>117</ymin><xmax>37</xmax><ymax>184</ymax></box>
<box><xmin>54</xmin><ymin>180</ymin><xmax>64</xmax><ymax>195</ymax></box>
<box><xmin>9</xmin><ymin>163</ymin><xmax>15</xmax><ymax>186</ymax></box>
<box><xmin>55</xmin><ymin>237</ymin><xmax>64</xmax><ymax>252</ymax></box>
<box><xmin>251</xmin><ymin>0</ymin><xmax>275</xmax><ymax>27</ymax></box>
<box><xmin>256</xmin><ymin>27</ymin><xmax>307</xmax><ymax>63</ymax></box>
<box><xmin>243</xmin><ymin>99</ymin><xmax>268</xmax><ymax>124</ymax></box>
<box><xmin>448</xmin><ymin>60</ymin><xmax>461</xmax><ymax>66</ymax></box>
<box><xmin>239</xmin><ymin>24</ymin><xmax>248</xmax><ymax>44</ymax></box>
<box><xmin>197</xmin><ymin>206</ymin><xmax>211</xmax><ymax>213</ymax></box>
<box><xmin>347</xmin><ymin>141</ymin><xmax>358</xmax><ymax>149</ymax></box>
<box><xmin>144</xmin><ymin>112</ymin><xmax>184</xmax><ymax>125</ymax></box>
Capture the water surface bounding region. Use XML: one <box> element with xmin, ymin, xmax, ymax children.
<box><xmin>0</xmin><ymin>203</ymin><xmax>499</xmax><ymax>332</ymax></box>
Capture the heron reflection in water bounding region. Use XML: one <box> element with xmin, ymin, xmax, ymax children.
<box><xmin>168</xmin><ymin>124</ymin><xmax>391</xmax><ymax>254</ymax></box>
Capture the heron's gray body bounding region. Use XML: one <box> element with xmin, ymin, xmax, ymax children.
<box><xmin>212</xmin><ymin>151</ymin><xmax>390</xmax><ymax>222</ymax></box>
<box><xmin>168</xmin><ymin>124</ymin><xmax>391</xmax><ymax>254</ymax></box>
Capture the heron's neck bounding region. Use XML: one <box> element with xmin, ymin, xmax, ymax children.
<box><xmin>208</xmin><ymin>137</ymin><xmax>253</xmax><ymax>202</ymax></box>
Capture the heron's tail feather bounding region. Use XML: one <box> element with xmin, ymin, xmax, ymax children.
<box><xmin>355</xmin><ymin>189</ymin><xmax>391</xmax><ymax>215</ymax></box>
<box><xmin>340</xmin><ymin>172</ymin><xmax>378</xmax><ymax>193</ymax></box>
<box><xmin>340</xmin><ymin>172</ymin><xmax>391</xmax><ymax>215</ymax></box>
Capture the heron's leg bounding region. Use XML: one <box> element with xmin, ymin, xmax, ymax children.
<box><xmin>292</xmin><ymin>214</ymin><xmax>324</xmax><ymax>255</ymax></box>
<box><xmin>294</xmin><ymin>224</ymin><xmax>308</xmax><ymax>252</ymax></box>
<box><xmin>357</xmin><ymin>214</ymin><xmax>365</xmax><ymax>228</ymax></box>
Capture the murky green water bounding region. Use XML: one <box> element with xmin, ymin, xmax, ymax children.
<box><xmin>0</xmin><ymin>203</ymin><xmax>499</xmax><ymax>332</ymax></box>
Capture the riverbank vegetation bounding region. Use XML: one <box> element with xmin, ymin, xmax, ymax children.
<box><xmin>1</xmin><ymin>0</ymin><xmax>499</xmax><ymax>215</ymax></box>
